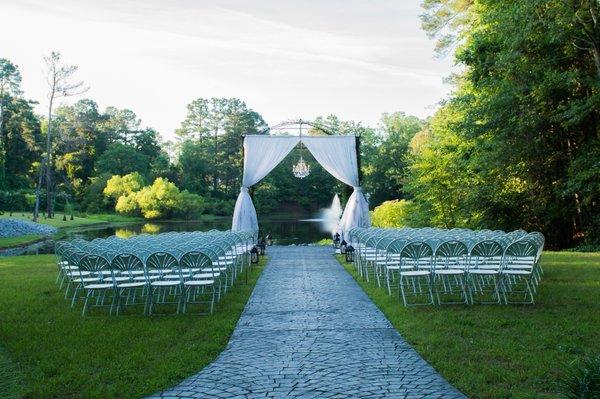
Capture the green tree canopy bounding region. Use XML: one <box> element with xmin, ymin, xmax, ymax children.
<box><xmin>175</xmin><ymin>97</ymin><xmax>267</xmax><ymax>199</ymax></box>
<box><xmin>408</xmin><ymin>0</ymin><xmax>600</xmax><ymax>247</ymax></box>
<box><xmin>95</xmin><ymin>143</ymin><xmax>150</xmax><ymax>177</ymax></box>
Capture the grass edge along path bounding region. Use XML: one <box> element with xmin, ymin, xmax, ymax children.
<box><xmin>336</xmin><ymin>252</ymin><xmax>600</xmax><ymax>399</ymax></box>
<box><xmin>0</xmin><ymin>254</ymin><xmax>267</xmax><ymax>399</ymax></box>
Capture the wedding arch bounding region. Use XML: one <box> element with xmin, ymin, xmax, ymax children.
<box><xmin>231</xmin><ymin>119</ymin><xmax>370</xmax><ymax>238</ymax></box>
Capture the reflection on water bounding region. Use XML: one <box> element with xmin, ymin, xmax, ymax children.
<box><xmin>114</xmin><ymin>223</ymin><xmax>161</xmax><ymax>238</ymax></box>
<box><xmin>1</xmin><ymin>216</ymin><xmax>330</xmax><ymax>256</ymax></box>
<box><xmin>142</xmin><ymin>223</ymin><xmax>161</xmax><ymax>234</ymax></box>
<box><xmin>114</xmin><ymin>228</ymin><xmax>135</xmax><ymax>239</ymax></box>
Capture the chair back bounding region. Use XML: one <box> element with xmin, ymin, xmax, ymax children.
<box><xmin>470</xmin><ymin>240</ymin><xmax>504</xmax><ymax>271</ymax></box>
<box><xmin>79</xmin><ymin>255</ymin><xmax>112</xmax><ymax>281</ymax></box>
<box><xmin>180</xmin><ymin>251</ymin><xmax>214</xmax><ymax>279</ymax></box>
<box><xmin>111</xmin><ymin>253</ymin><xmax>144</xmax><ymax>278</ymax></box>
<box><xmin>146</xmin><ymin>252</ymin><xmax>179</xmax><ymax>278</ymax></box>
<box><xmin>400</xmin><ymin>241</ymin><xmax>433</xmax><ymax>271</ymax></box>
<box><xmin>434</xmin><ymin>240</ymin><xmax>468</xmax><ymax>271</ymax></box>
<box><xmin>503</xmin><ymin>240</ymin><xmax>537</xmax><ymax>272</ymax></box>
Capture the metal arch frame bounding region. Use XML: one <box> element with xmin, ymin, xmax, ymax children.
<box><xmin>257</xmin><ymin>118</ymin><xmax>355</xmax><ymax>137</ymax></box>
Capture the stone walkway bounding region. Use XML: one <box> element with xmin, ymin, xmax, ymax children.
<box><xmin>150</xmin><ymin>246</ymin><xmax>465</xmax><ymax>399</ymax></box>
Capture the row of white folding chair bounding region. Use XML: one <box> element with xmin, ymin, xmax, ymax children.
<box><xmin>368</xmin><ymin>237</ymin><xmax>540</xmax><ymax>305</ymax></box>
<box><xmin>58</xmin><ymin>241</ymin><xmax>248</xmax><ymax>316</ymax></box>
<box><xmin>357</xmin><ymin>232</ymin><xmax>538</xmax><ymax>277</ymax></box>
<box><xmin>56</xmin><ymin>231</ymin><xmax>253</xmax><ymax>299</ymax></box>
<box><xmin>347</xmin><ymin>228</ymin><xmax>543</xmax><ymax>305</ymax></box>
<box><xmin>69</xmin><ymin>250</ymin><xmax>220</xmax><ymax>315</ymax></box>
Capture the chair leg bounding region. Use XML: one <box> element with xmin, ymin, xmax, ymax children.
<box><xmin>386</xmin><ymin>270</ymin><xmax>392</xmax><ymax>295</ymax></box>
<box><xmin>183</xmin><ymin>287</ymin><xmax>191</xmax><ymax>314</ymax></box>
<box><xmin>209</xmin><ymin>287</ymin><xmax>215</xmax><ymax>314</ymax></box>
<box><xmin>144</xmin><ymin>288</ymin><xmax>153</xmax><ymax>316</ymax></box>
<box><xmin>64</xmin><ymin>281</ymin><xmax>72</xmax><ymax>299</ymax></box>
<box><xmin>70</xmin><ymin>284</ymin><xmax>81</xmax><ymax>307</ymax></box>
<box><xmin>82</xmin><ymin>290</ymin><xmax>92</xmax><ymax>316</ymax></box>
<box><xmin>112</xmin><ymin>289</ymin><xmax>121</xmax><ymax>315</ymax></box>
<box><xmin>399</xmin><ymin>277</ymin><xmax>408</xmax><ymax>306</ymax></box>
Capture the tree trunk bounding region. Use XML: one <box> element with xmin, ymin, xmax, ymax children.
<box><xmin>213</xmin><ymin>129</ymin><xmax>218</xmax><ymax>194</ymax></box>
<box><xmin>0</xmin><ymin>100</ymin><xmax>5</xmax><ymax>189</ymax></box>
<box><xmin>33</xmin><ymin>158</ymin><xmax>44</xmax><ymax>222</ymax></box>
<box><xmin>45</xmin><ymin>97</ymin><xmax>53</xmax><ymax>218</ymax></box>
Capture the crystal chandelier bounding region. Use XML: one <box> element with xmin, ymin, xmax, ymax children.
<box><xmin>293</xmin><ymin>123</ymin><xmax>310</xmax><ymax>178</ymax></box>
<box><xmin>292</xmin><ymin>155</ymin><xmax>310</xmax><ymax>178</ymax></box>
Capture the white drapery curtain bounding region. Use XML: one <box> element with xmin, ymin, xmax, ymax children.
<box><xmin>231</xmin><ymin>136</ymin><xmax>299</xmax><ymax>232</ymax></box>
<box><xmin>301</xmin><ymin>136</ymin><xmax>370</xmax><ymax>238</ymax></box>
<box><xmin>338</xmin><ymin>187</ymin><xmax>370</xmax><ymax>239</ymax></box>
<box><xmin>231</xmin><ymin>135</ymin><xmax>370</xmax><ymax>237</ymax></box>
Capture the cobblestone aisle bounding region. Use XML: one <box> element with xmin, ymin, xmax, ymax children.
<box><xmin>150</xmin><ymin>246</ymin><xmax>465</xmax><ymax>399</ymax></box>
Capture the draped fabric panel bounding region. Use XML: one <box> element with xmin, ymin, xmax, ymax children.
<box><xmin>339</xmin><ymin>187</ymin><xmax>370</xmax><ymax>238</ymax></box>
<box><xmin>301</xmin><ymin>136</ymin><xmax>358</xmax><ymax>187</ymax></box>
<box><xmin>241</xmin><ymin>136</ymin><xmax>300</xmax><ymax>187</ymax></box>
<box><xmin>231</xmin><ymin>136</ymin><xmax>299</xmax><ymax>232</ymax></box>
<box><xmin>231</xmin><ymin>134</ymin><xmax>370</xmax><ymax>238</ymax></box>
<box><xmin>302</xmin><ymin>136</ymin><xmax>369</xmax><ymax>237</ymax></box>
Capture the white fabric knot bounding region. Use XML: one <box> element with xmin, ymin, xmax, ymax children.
<box><xmin>241</xmin><ymin>186</ymin><xmax>249</xmax><ymax>193</ymax></box>
<box><xmin>354</xmin><ymin>186</ymin><xmax>362</xmax><ymax>192</ymax></box>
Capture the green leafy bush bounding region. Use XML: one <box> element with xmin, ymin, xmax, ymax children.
<box><xmin>115</xmin><ymin>193</ymin><xmax>138</xmax><ymax>215</ymax></box>
<box><xmin>80</xmin><ymin>174</ymin><xmax>112</xmax><ymax>213</ymax></box>
<box><xmin>135</xmin><ymin>178</ymin><xmax>181</xmax><ymax>219</ymax></box>
<box><xmin>0</xmin><ymin>190</ymin><xmax>34</xmax><ymax>213</ymax></box>
<box><xmin>103</xmin><ymin>173</ymin><xmax>146</xmax><ymax>200</ymax></box>
<box><xmin>104</xmin><ymin>174</ymin><xmax>204</xmax><ymax>219</ymax></box>
<box><xmin>371</xmin><ymin>199</ymin><xmax>413</xmax><ymax>228</ymax></box>
<box><xmin>176</xmin><ymin>190</ymin><xmax>205</xmax><ymax>219</ymax></box>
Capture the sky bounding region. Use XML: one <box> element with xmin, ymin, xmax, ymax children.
<box><xmin>1</xmin><ymin>0</ymin><xmax>454</xmax><ymax>139</ymax></box>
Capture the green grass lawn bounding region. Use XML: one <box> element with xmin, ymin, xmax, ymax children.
<box><xmin>338</xmin><ymin>252</ymin><xmax>600</xmax><ymax>398</ymax></box>
<box><xmin>0</xmin><ymin>254</ymin><xmax>266</xmax><ymax>399</ymax></box>
<box><xmin>0</xmin><ymin>346</ymin><xmax>23</xmax><ymax>399</ymax></box>
<box><xmin>0</xmin><ymin>234</ymin><xmax>43</xmax><ymax>249</ymax></box>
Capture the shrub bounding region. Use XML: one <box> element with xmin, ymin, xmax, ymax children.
<box><xmin>0</xmin><ymin>190</ymin><xmax>33</xmax><ymax>213</ymax></box>
<box><xmin>371</xmin><ymin>199</ymin><xmax>413</xmax><ymax>228</ymax></box>
<box><xmin>175</xmin><ymin>190</ymin><xmax>204</xmax><ymax>219</ymax></box>
<box><xmin>81</xmin><ymin>174</ymin><xmax>112</xmax><ymax>213</ymax></box>
<box><xmin>205</xmin><ymin>198</ymin><xmax>235</xmax><ymax>216</ymax></box>
<box><xmin>108</xmin><ymin>176</ymin><xmax>205</xmax><ymax>220</ymax></box>
<box><xmin>115</xmin><ymin>193</ymin><xmax>139</xmax><ymax>215</ymax></box>
<box><xmin>103</xmin><ymin>173</ymin><xmax>146</xmax><ymax>200</ymax></box>
<box><xmin>134</xmin><ymin>178</ymin><xmax>180</xmax><ymax>219</ymax></box>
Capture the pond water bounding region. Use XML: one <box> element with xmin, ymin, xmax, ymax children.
<box><xmin>0</xmin><ymin>215</ymin><xmax>331</xmax><ymax>256</ymax></box>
